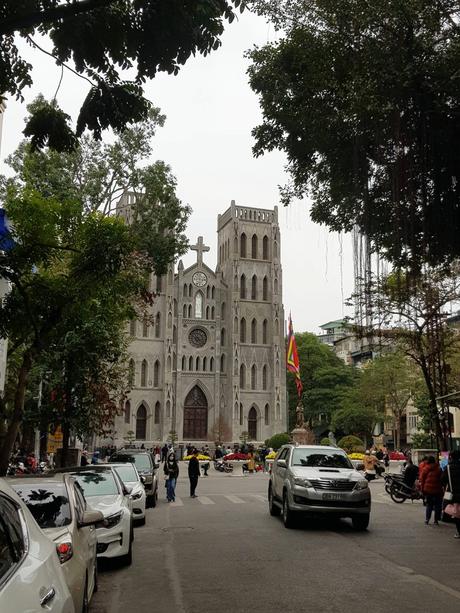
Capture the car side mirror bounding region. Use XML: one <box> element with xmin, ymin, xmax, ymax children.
<box><xmin>79</xmin><ymin>510</ymin><xmax>104</xmax><ymax>528</ymax></box>
<box><xmin>277</xmin><ymin>459</ymin><xmax>287</xmax><ymax>469</ymax></box>
<box><xmin>123</xmin><ymin>485</ymin><xmax>133</xmax><ymax>496</ymax></box>
<box><xmin>140</xmin><ymin>475</ymin><xmax>146</xmax><ymax>484</ymax></box>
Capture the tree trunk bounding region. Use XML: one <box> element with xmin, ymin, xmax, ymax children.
<box><xmin>60</xmin><ymin>421</ymin><xmax>71</xmax><ymax>467</ymax></box>
<box><xmin>0</xmin><ymin>351</ymin><xmax>33</xmax><ymax>476</ymax></box>
<box><xmin>418</xmin><ymin>358</ymin><xmax>445</xmax><ymax>450</ymax></box>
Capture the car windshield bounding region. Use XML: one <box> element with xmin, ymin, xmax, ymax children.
<box><xmin>113</xmin><ymin>465</ymin><xmax>137</xmax><ymax>483</ymax></box>
<box><xmin>73</xmin><ymin>471</ymin><xmax>119</xmax><ymax>497</ymax></box>
<box><xmin>12</xmin><ymin>483</ymin><xmax>71</xmax><ymax>528</ymax></box>
<box><xmin>112</xmin><ymin>453</ymin><xmax>151</xmax><ymax>472</ymax></box>
<box><xmin>291</xmin><ymin>449</ymin><xmax>353</xmax><ymax>469</ymax></box>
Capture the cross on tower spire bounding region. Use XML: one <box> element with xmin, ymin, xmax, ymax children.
<box><xmin>190</xmin><ymin>236</ymin><xmax>210</xmax><ymax>266</ymax></box>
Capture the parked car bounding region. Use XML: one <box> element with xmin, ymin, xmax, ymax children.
<box><xmin>268</xmin><ymin>445</ymin><xmax>371</xmax><ymax>530</ymax></box>
<box><xmin>110</xmin><ymin>463</ymin><xmax>146</xmax><ymax>525</ymax></box>
<box><xmin>109</xmin><ymin>450</ymin><xmax>158</xmax><ymax>508</ymax></box>
<box><xmin>9</xmin><ymin>474</ymin><xmax>102</xmax><ymax>613</ymax></box>
<box><xmin>0</xmin><ymin>478</ymin><xmax>75</xmax><ymax>613</ymax></box>
<box><xmin>56</xmin><ymin>466</ymin><xmax>134</xmax><ymax>566</ymax></box>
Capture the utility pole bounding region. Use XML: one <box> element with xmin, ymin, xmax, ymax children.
<box><xmin>34</xmin><ymin>378</ymin><xmax>43</xmax><ymax>459</ymax></box>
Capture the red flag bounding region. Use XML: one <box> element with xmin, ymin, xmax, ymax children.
<box><xmin>286</xmin><ymin>314</ymin><xmax>303</xmax><ymax>398</ymax></box>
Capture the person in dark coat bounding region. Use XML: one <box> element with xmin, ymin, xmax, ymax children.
<box><xmin>441</xmin><ymin>450</ymin><xmax>460</xmax><ymax>538</ymax></box>
<box><xmin>188</xmin><ymin>449</ymin><xmax>200</xmax><ymax>498</ymax></box>
<box><xmin>420</xmin><ymin>456</ymin><xmax>443</xmax><ymax>525</ymax></box>
<box><xmin>161</xmin><ymin>444</ymin><xmax>168</xmax><ymax>463</ymax></box>
<box><xmin>164</xmin><ymin>451</ymin><xmax>179</xmax><ymax>502</ymax></box>
<box><xmin>403</xmin><ymin>457</ymin><xmax>419</xmax><ymax>489</ymax></box>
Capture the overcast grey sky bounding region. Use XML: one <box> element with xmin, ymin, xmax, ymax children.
<box><xmin>0</xmin><ymin>10</ymin><xmax>354</xmax><ymax>334</ymax></box>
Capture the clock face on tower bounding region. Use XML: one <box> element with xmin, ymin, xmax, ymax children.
<box><xmin>192</xmin><ymin>272</ymin><xmax>207</xmax><ymax>287</ymax></box>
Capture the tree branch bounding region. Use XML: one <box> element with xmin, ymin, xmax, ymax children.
<box><xmin>0</xmin><ymin>0</ymin><xmax>116</xmax><ymax>36</ymax></box>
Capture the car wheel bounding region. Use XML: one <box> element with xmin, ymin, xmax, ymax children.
<box><xmin>81</xmin><ymin>576</ymin><xmax>89</xmax><ymax>613</ymax></box>
<box><xmin>282</xmin><ymin>492</ymin><xmax>295</xmax><ymax>529</ymax></box>
<box><xmin>352</xmin><ymin>514</ymin><xmax>370</xmax><ymax>531</ymax></box>
<box><xmin>121</xmin><ymin>529</ymin><xmax>133</xmax><ymax>566</ymax></box>
<box><xmin>136</xmin><ymin>516</ymin><xmax>146</xmax><ymax>526</ymax></box>
<box><xmin>268</xmin><ymin>484</ymin><xmax>281</xmax><ymax>517</ymax></box>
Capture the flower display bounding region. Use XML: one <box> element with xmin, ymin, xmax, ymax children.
<box><xmin>223</xmin><ymin>453</ymin><xmax>248</xmax><ymax>461</ymax></box>
<box><xmin>348</xmin><ymin>453</ymin><xmax>365</xmax><ymax>460</ymax></box>
<box><xmin>265</xmin><ymin>451</ymin><xmax>277</xmax><ymax>459</ymax></box>
<box><xmin>183</xmin><ymin>454</ymin><xmax>211</xmax><ymax>461</ymax></box>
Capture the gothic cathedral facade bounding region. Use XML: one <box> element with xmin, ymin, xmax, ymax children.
<box><xmin>111</xmin><ymin>198</ymin><xmax>287</xmax><ymax>446</ymax></box>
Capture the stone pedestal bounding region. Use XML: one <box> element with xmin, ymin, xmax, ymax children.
<box><xmin>291</xmin><ymin>427</ymin><xmax>315</xmax><ymax>445</ymax></box>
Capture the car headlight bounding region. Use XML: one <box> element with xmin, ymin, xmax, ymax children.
<box><xmin>294</xmin><ymin>477</ymin><xmax>312</xmax><ymax>487</ymax></box>
<box><xmin>102</xmin><ymin>511</ymin><xmax>123</xmax><ymax>528</ymax></box>
<box><xmin>131</xmin><ymin>491</ymin><xmax>143</xmax><ymax>500</ymax></box>
<box><xmin>354</xmin><ymin>480</ymin><xmax>369</xmax><ymax>491</ymax></box>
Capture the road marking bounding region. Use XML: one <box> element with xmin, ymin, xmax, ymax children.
<box><xmin>197</xmin><ymin>496</ymin><xmax>214</xmax><ymax>505</ymax></box>
<box><xmin>225</xmin><ymin>495</ymin><xmax>245</xmax><ymax>504</ymax></box>
<box><xmin>170</xmin><ymin>497</ymin><xmax>183</xmax><ymax>506</ymax></box>
<box><xmin>251</xmin><ymin>494</ymin><xmax>266</xmax><ymax>503</ymax></box>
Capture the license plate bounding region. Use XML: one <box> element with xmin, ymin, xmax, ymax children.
<box><xmin>322</xmin><ymin>493</ymin><xmax>346</xmax><ymax>501</ymax></box>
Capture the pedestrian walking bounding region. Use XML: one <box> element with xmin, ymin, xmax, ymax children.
<box><xmin>441</xmin><ymin>450</ymin><xmax>460</xmax><ymax>539</ymax></box>
<box><xmin>363</xmin><ymin>450</ymin><xmax>378</xmax><ymax>481</ymax></box>
<box><xmin>188</xmin><ymin>449</ymin><xmax>200</xmax><ymax>498</ymax></box>
<box><xmin>164</xmin><ymin>451</ymin><xmax>179</xmax><ymax>502</ymax></box>
<box><xmin>420</xmin><ymin>456</ymin><xmax>443</xmax><ymax>525</ymax></box>
<box><xmin>161</xmin><ymin>443</ymin><xmax>168</xmax><ymax>463</ymax></box>
<box><xmin>247</xmin><ymin>451</ymin><xmax>255</xmax><ymax>474</ymax></box>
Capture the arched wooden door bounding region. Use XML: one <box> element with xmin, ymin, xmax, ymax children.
<box><xmin>248</xmin><ymin>407</ymin><xmax>257</xmax><ymax>440</ymax></box>
<box><xmin>183</xmin><ymin>386</ymin><xmax>208</xmax><ymax>440</ymax></box>
<box><xmin>136</xmin><ymin>404</ymin><xmax>147</xmax><ymax>440</ymax></box>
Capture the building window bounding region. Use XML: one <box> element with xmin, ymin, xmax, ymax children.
<box><xmin>263</xmin><ymin>235</ymin><xmax>269</xmax><ymax>260</ymax></box>
<box><xmin>188</xmin><ymin>304</ymin><xmax>192</xmax><ymax>318</ymax></box>
<box><xmin>212</xmin><ymin>286</ymin><xmax>215</xmax><ymax>299</ymax></box>
<box><xmin>251</xmin><ymin>365</ymin><xmax>257</xmax><ymax>390</ymax></box>
<box><xmin>221</xmin><ymin>302</ymin><xmax>226</xmax><ymax>319</ymax></box>
<box><xmin>173</xmin><ymin>325</ymin><xmax>177</xmax><ymax>343</ymax></box>
<box><xmin>211</xmin><ymin>306</ymin><xmax>215</xmax><ymax>319</ymax></box>
<box><xmin>265</xmin><ymin>403</ymin><xmax>269</xmax><ymax>425</ymax></box>
<box><xmin>142</xmin><ymin>320</ymin><xmax>149</xmax><ymax>337</ymax></box>
<box><xmin>196</xmin><ymin>356</ymin><xmax>200</xmax><ymax>371</ymax></box>
<box><xmin>182</xmin><ymin>356</ymin><xmax>186</xmax><ymax>371</ymax></box>
<box><xmin>240</xmin><ymin>318</ymin><xmax>246</xmax><ymax>343</ymax></box>
<box><xmin>124</xmin><ymin>400</ymin><xmax>131</xmax><ymax>424</ymax></box>
<box><xmin>220</xmin><ymin>354</ymin><xmax>225</xmax><ymax>372</ymax></box>
<box><xmin>203</xmin><ymin>357</ymin><xmax>207</xmax><ymax>372</ymax></box>
<box><xmin>251</xmin><ymin>318</ymin><xmax>257</xmax><ymax>343</ymax></box>
<box><xmin>189</xmin><ymin>283</ymin><xmax>192</xmax><ymax>297</ymax></box>
<box><xmin>129</xmin><ymin>320</ymin><xmax>136</xmax><ymax>336</ymax></box>
<box><xmin>136</xmin><ymin>404</ymin><xmax>147</xmax><ymax>440</ymax></box>
<box><xmin>240</xmin><ymin>274</ymin><xmax>246</xmax><ymax>299</ymax></box>
<box><xmin>154</xmin><ymin>402</ymin><xmax>161</xmax><ymax>424</ymax></box>
<box><xmin>262</xmin><ymin>365</ymin><xmax>268</xmax><ymax>390</ymax></box>
<box><xmin>183</xmin><ymin>304</ymin><xmax>187</xmax><ymax>317</ymax></box>
<box><xmin>251</xmin><ymin>275</ymin><xmax>257</xmax><ymax>300</ymax></box>
<box><xmin>240</xmin><ymin>364</ymin><xmax>246</xmax><ymax>388</ymax></box>
<box><xmin>206</xmin><ymin>305</ymin><xmax>210</xmax><ymax>319</ymax></box>
<box><xmin>141</xmin><ymin>360</ymin><xmax>148</xmax><ymax>387</ymax></box>
<box><xmin>206</xmin><ymin>286</ymin><xmax>210</xmax><ymax>299</ymax></box>
<box><xmin>154</xmin><ymin>360</ymin><xmax>160</xmax><ymax>387</ymax></box>
<box><xmin>234</xmin><ymin>316</ymin><xmax>238</xmax><ymax>334</ymax></box>
<box><xmin>240</xmin><ymin>403</ymin><xmax>243</xmax><ymax>425</ymax></box>
<box><xmin>240</xmin><ymin>233</ymin><xmax>247</xmax><ymax>258</ymax></box>
<box><xmin>248</xmin><ymin>406</ymin><xmax>257</xmax><ymax>439</ymax></box>
<box><xmin>252</xmin><ymin>234</ymin><xmax>258</xmax><ymax>259</ymax></box>
<box><xmin>195</xmin><ymin>292</ymin><xmax>203</xmax><ymax>319</ymax></box>
<box><xmin>263</xmin><ymin>319</ymin><xmax>268</xmax><ymax>344</ymax></box>
<box><xmin>263</xmin><ymin>276</ymin><xmax>268</xmax><ymax>300</ymax></box>
<box><xmin>221</xmin><ymin>328</ymin><xmax>226</xmax><ymax>346</ymax></box>
<box><xmin>155</xmin><ymin>313</ymin><xmax>161</xmax><ymax>338</ymax></box>
<box><xmin>210</xmin><ymin>357</ymin><xmax>214</xmax><ymax>372</ymax></box>
<box><xmin>183</xmin><ymin>283</ymin><xmax>187</xmax><ymax>297</ymax></box>
<box><xmin>189</xmin><ymin>356</ymin><xmax>193</xmax><ymax>371</ymax></box>
<box><xmin>128</xmin><ymin>359</ymin><xmax>135</xmax><ymax>387</ymax></box>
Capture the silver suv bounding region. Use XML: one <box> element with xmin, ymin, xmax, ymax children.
<box><xmin>268</xmin><ymin>445</ymin><xmax>371</xmax><ymax>530</ymax></box>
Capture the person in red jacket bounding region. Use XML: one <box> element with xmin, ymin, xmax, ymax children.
<box><xmin>420</xmin><ymin>455</ymin><xmax>443</xmax><ymax>525</ymax></box>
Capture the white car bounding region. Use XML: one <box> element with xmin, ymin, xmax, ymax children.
<box><xmin>110</xmin><ymin>462</ymin><xmax>146</xmax><ymax>525</ymax></box>
<box><xmin>67</xmin><ymin>467</ymin><xmax>134</xmax><ymax>566</ymax></box>
<box><xmin>10</xmin><ymin>474</ymin><xmax>102</xmax><ymax>613</ymax></box>
<box><xmin>0</xmin><ymin>478</ymin><xmax>75</xmax><ymax>613</ymax></box>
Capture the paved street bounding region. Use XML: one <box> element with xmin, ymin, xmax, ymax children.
<box><xmin>92</xmin><ymin>470</ymin><xmax>460</xmax><ymax>613</ymax></box>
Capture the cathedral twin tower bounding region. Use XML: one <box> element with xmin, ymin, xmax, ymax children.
<box><xmin>114</xmin><ymin>198</ymin><xmax>287</xmax><ymax>446</ymax></box>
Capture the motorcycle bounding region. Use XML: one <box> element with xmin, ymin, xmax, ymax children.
<box><xmin>383</xmin><ymin>472</ymin><xmax>404</xmax><ymax>494</ymax></box>
<box><xmin>389</xmin><ymin>480</ymin><xmax>423</xmax><ymax>503</ymax></box>
<box><xmin>214</xmin><ymin>459</ymin><xmax>233</xmax><ymax>473</ymax></box>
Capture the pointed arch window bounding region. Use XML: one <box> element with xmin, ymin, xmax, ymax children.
<box><xmin>265</xmin><ymin>403</ymin><xmax>269</xmax><ymax>425</ymax></box>
<box><xmin>154</xmin><ymin>401</ymin><xmax>161</xmax><ymax>424</ymax></box>
<box><xmin>195</xmin><ymin>292</ymin><xmax>203</xmax><ymax>319</ymax></box>
<box><xmin>262</xmin><ymin>365</ymin><xmax>268</xmax><ymax>390</ymax></box>
<box><xmin>182</xmin><ymin>356</ymin><xmax>186</xmax><ymax>371</ymax></box>
<box><xmin>183</xmin><ymin>283</ymin><xmax>188</xmax><ymax>298</ymax></box>
<box><xmin>240</xmin><ymin>274</ymin><xmax>246</xmax><ymax>299</ymax></box>
<box><xmin>141</xmin><ymin>360</ymin><xmax>148</xmax><ymax>387</ymax></box>
<box><xmin>251</xmin><ymin>275</ymin><xmax>257</xmax><ymax>300</ymax></box>
<box><xmin>153</xmin><ymin>360</ymin><xmax>160</xmax><ymax>387</ymax></box>
<box><xmin>124</xmin><ymin>400</ymin><xmax>131</xmax><ymax>424</ymax></box>
<box><xmin>129</xmin><ymin>320</ymin><xmax>136</xmax><ymax>337</ymax></box>
<box><xmin>251</xmin><ymin>365</ymin><xmax>257</xmax><ymax>390</ymax></box>
<box><xmin>196</xmin><ymin>356</ymin><xmax>200</xmax><ymax>371</ymax></box>
<box><xmin>251</xmin><ymin>318</ymin><xmax>257</xmax><ymax>343</ymax></box>
<box><xmin>211</xmin><ymin>306</ymin><xmax>215</xmax><ymax>319</ymax></box>
<box><xmin>239</xmin><ymin>403</ymin><xmax>243</xmax><ymax>425</ymax></box>
<box><xmin>262</xmin><ymin>319</ymin><xmax>268</xmax><ymax>344</ymax></box>
<box><xmin>263</xmin><ymin>276</ymin><xmax>268</xmax><ymax>301</ymax></box>
<box><xmin>248</xmin><ymin>407</ymin><xmax>257</xmax><ymax>439</ymax></box>
<box><xmin>203</xmin><ymin>357</ymin><xmax>207</xmax><ymax>372</ymax></box>
<box><xmin>233</xmin><ymin>317</ymin><xmax>238</xmax><ymax>334</ymax></box>
<box><xmin>128</xmin><ymin>359</ymin><xmax>135</xmax><ymax>387</ymax></box>
<box><xmin>188</xmin><ymin>304</ymin><xmax>192</xmax><ymax>317</ymax></box>
<box><xmin>240</xmin><ymin>318</ymin><xmax>246</xmax><ymax>343</ymax></box>
<box><xmin>188</xmin><ymin>283</ymin><xmax>192</xmax><ymax>297</ymax></box>
<box><xmin>155</xmin><ymin>313</ymin><xmax>161</xmax><ymax>338</ymax></box>
<box><xmin>221</xmin><ymin>328</ymin><xmax>226</xmax><ymax>346</ymax></box>
<box><xmin>210</xmin><ymin>357</ymin><xmax>214</xmax><ymax>372</ymax></box>
<box><xmin>136</xmin><ymin>404</ymin><xmax>147</xmax><ymax>440</ymax></box>
<box><xmin>240</xmin><ymin>233</ymin><xmax>247</xmax><ymax>258</ymax></box>
<box><xmin>240</xmin><ymin>364</ymin><xmax>246</xmax><ymax>388</ymax></box>
<box><xmin>221</xmin><ymin>302</ymin><xmax>226</xmax><ymax>319</ymax></box>
<box><xmin>206</xmin><ymin>305</ymin><xmax>210</xmax><ymax>319</ymax></box>
<box><xmin>142</xmin><ymin>320</ymin><xmax>149</xmax><ymax>337</ymax></box>
<box><xmin>212</xmin><ymin>286</ymin><xmax>215</xmax><ymax>299</ymax></box>
<box><xmin>220</xmin><ymin>354</ymin><xmax>225</xmax><ymax>372</ymax></box>
<box><xmin>189</xmin><ymin>356</ymin><xmax>194</xmax><ymax>371</ymax></box>
<box><xmin>263</xmin><ymin>235</ymin><xmax>269</xmax><ymax>260</ymax></box>
<box><xmin>251</xmin><ymin>234</ymin><xmax>258</xmax><ymax>259</ymax></box>
<box><xmin>206</xmin><ymin>286</ymin><xmax>210</xmax><ymax>299</ymax></box>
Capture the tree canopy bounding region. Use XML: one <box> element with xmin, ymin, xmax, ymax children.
<box><xmin>1</xmin><ymin>0</ymin><xmax>245</xmax><ymax>150</ymax></box>
<box><xmin>248</xmin><ymin>0</ymin><xmax>460</xmax><ymax>269</ymax></box>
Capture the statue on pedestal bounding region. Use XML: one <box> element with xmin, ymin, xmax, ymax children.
<box><xmin>291</xmin><ymin>401</ymin><xmax>315</xmax><ymax>445</ymax></box>
<box><xmin>295</xmin><ymin>402</ymin><xmax>306</xmax><ymax>429</ymax></box>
